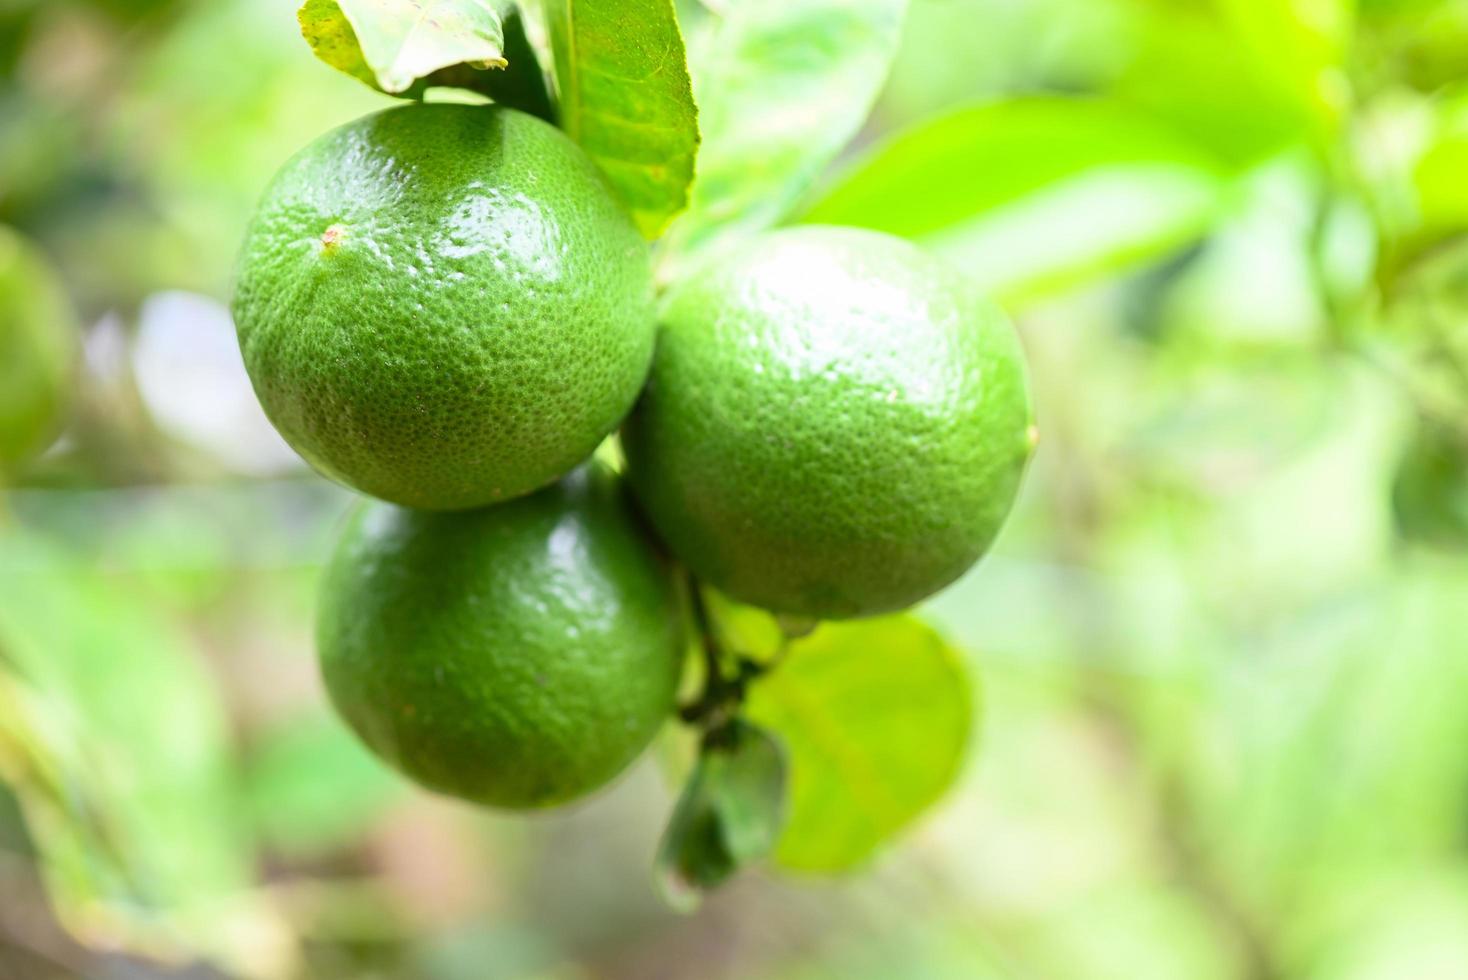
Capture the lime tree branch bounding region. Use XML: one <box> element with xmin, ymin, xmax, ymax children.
<box><xmin>677</xmin><ymin>576</ymin><xmax>780</xmax><ymax>729</ymax></box>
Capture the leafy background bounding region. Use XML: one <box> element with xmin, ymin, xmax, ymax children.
<box><xmin>4</xmin><ymin>0</ymin><xmax>1468</xmax><ymax>977</ymax></box>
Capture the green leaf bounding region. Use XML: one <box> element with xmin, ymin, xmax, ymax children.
<box><xmin>1108</xmin><ymin>3</ymin><xmax>1318</xmax><ymax>167</ymax></box>
<box><xmin>659</xmin><ymin>0</ymin><xmax>907</xmax><ymax>268</ymax></box>
<box><xmin>745</xmin><ymin>616</ymin><xmax>974</xmax><ymax>873</ymax></box>
<box><xmin>1414</xmin><ymin>140</ymin><xmax>1468</xmax><ymax>232</ymax></box>
<box><xmin>1411</xmin><ymin>89</ymin><xmax>1468</xmax><ymax>236</ymax></box>
<box><xmin>654</xmin><ymin>719</ymin><xmax>786</xmax><ymax>910</ymax></box>
<box><xmin>704</xmin><ymin>591</ymin><xmax>787</xmax><ymax>664</ymax></box>
<box><xmin>706</xmin><ymin>723</ymin><xmax>786</xmax><ymax>863</ymax></box>
<box><xmin>299</xmin><ymin>0</ymin><xmax>378</xmax><ymax>89</ymax></box>
<box><xmin>1214</xmin><ymin>0</ymin><xmax>1354</xmax><ymax>134</ymax></box>
<box><xmin>801</xmin><ymin>97</ymin><xmax>1228</xmax><ymax>305</ymax></box>
<box><xmin>299</xmin><ymin>0</ymin><xmax>507</xmax><ymax>96</ymax></box>
<box><xmin>538</xmin><ymin>0</ymin><xmax>699</xmax><ymax>239</ymax></box>
<box><xmin>0</xmin><ymin>533</ymin><xmax>279</xmax><ymax>968</ymax></box>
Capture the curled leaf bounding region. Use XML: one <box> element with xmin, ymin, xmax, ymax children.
<box><xmin>299</xmin><ymin>0</ymin><xmax>506</xmax><ymax>96</ymax></box>
<box><xmin>654</xmin><ymin>719</ymin><xmax>786</xmax><ymax>910</ymax></box>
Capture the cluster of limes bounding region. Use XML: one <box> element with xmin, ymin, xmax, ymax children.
<box><xmin>232</xmin><ymin>104</ymin><xmax>1035</xmax><ymax>809</ymax></box>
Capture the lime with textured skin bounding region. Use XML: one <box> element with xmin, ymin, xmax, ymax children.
<box><xmin>233</xmin><ymin>104</ymin><xmax>655</xmax><ymax>510</ymax></box>
<box><xmin>623</xmin><ymin>226</ymin><xmax>1034</xmax><ymax>620</ymax></box>
<box><xmin>0</xmin><ymin>226</ymin><xmax>76</xmax><ymax>471</ymax></box>
<box><xmin>317</xmin><ymin>462</ymin><xmax>684</xmax><ymax>809</ymax></box>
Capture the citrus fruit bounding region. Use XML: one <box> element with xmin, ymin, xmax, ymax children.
<box><xmin>0</xmin><ymin>225</ymin><xmax>77</xmax><ymax>472</ymax></box>
<box><xmin>622</xmin><ymin>226</ymin><xmax>1034</xmax><ymax>620</ymax></box>
<box><xmin>317</xmin><ymin>461</ymin><xmax>685</xmax><ymax>809</ymax></box>
<box><xmin>232</xmin><ymin>103</ymin><xmax>655</xmax><ymax>510</ymax></box>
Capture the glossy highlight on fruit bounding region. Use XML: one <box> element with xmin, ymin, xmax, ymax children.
<box><xmin>317</xmin><ymin>462</ymin><xmax>685</xmax><ymax>809</ymax></box>
<box><xmin>623</xmin><ymin>226</ymin><xmax>1035</xmax><ymax>620</ymax></box>
<box><xmin>232</xmin><ymin>103</ymin><xmax>655</xmax><ymax>510</ymax></box>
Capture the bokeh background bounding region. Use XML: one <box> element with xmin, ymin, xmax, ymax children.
<box><xmin>4</xmin><ymin>0</ymin><xmax>1468</xmax><ymax>977</ymax></box>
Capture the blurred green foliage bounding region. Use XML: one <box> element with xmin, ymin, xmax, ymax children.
<box><xmin>2</xmin><ymin>0</ymin><xmax>1468</xmax><ymax>977</ymax></box>
<box><xmin>660</xmin><ymin>0</ymin><xmax>906</xmax><ymax>273</ymax></box>
<box><xmin>802</xmin><ymin>97</ymin><xmax>1228</xmax><ymax>302</ymax></box>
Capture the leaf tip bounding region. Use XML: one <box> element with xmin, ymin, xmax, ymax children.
<box><xmin>651</xmin><ymin>865</ymin><xmax>706</xmax><ymax>914</ymax></box>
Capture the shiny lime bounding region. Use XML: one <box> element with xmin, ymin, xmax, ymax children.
<box><xmin>317</xmin><ymin>462</ymin><xmax>684</xmax><ymax>809</ymax></box>
<box><xmin>233</xmin><ymin>104</ymin><xmax>655</xmax><ymax>510</ymax></box>
<box><xmin>623</xmin><ymin>226</ymin><xmax>1034</xmax><ymax>620</ymax></box>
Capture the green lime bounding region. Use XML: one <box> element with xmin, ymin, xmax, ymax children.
<box><xmin>0</xmin><ymin>226</ymin><xmax>77</xmax><ymax>472</ymax></box>
<box><xmin>623</xmin><ymin>226</ymin><xmax>1035</xmax><ymax>620</ymax></box>
<box><xmin>317</xmin><ymin>462</ymin><xmax>685</xmax><ymax>809</ymax></box>
<box><xmin>233</xmin><ymin>104</ymin><xmax>655</xmax><ymax>510</ymax></box>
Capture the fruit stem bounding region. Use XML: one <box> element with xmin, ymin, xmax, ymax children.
<box><xmin>687</xmin><ymin>577</ymin><xmax>724</xmax><ymax>667</ymax></box>
<box><xmin>678</xmin><ymin>576</ymin><xmax>770</xmax><ymax>730</ymax></box>
<box><xmin>678</xmin><ymin>574</ymin><xmax>792</xmax><ymax>730</ymax></box>
<box><xmin>679</xmin><ymin>579</ymin><xmax>732</xmax><ymax>726</ymax></box>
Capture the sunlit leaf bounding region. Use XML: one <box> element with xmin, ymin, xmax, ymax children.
<box><xmin>705</xmin><ymin>591</ymin><xmax>787</xmax><ymax>664</ymax></box>
<box><xmin>655</xmin><ymin>719</ymin><xmax>786</xmax><ymax>909</ymax></box>
<box><xmin>1414</xmin><ymin>140</ymin><xmax>1468</xmax><ymax>230</ymax></box>
<box><xmin>660</xmin><ymin>0</ymin><xmax>907</xmax><ymax>271</ymax></box>
<box><xmin>745</xmin><ymin>616</ymin><xmax>973</xmax><ymax>873</ymax></box>
<box><xmin>298</xmin><ymin>0</ymin><xmax>377</xmax><ymax>89</ymax></box>
<box><xmin>1110</xmin><ymin>2</ymin><xmax>1316</xmax><ymax>166</ymax></box>
<box><xmin>298</xmin><ymin>0</ymin><xmax>506</xmax><ymax>96</ymax></box>
<box><xmin>1412</xmin><ymin>89</ymin><xmax>1468</xmax><ymax>235</ymax></box>
<box><xmin>538</xmin><ymin>0</ymin><xmax>699</xmax><ymax>238</ymax></box>
<box><xmin>1214</xmin><ymin>0</ymin><xmax>1354</xmax><ymax>133</ymax></box>
<box><xmin>801</xmin><ymin>97</ymin><xmax>1227</xmax><ymax>305</ymax></box>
